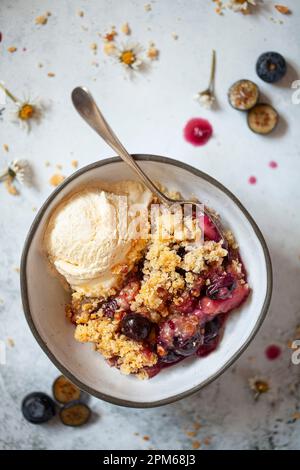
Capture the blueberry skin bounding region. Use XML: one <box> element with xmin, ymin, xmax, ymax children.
<box><xmin>121</xmin><ymin>313</ymin><xmax>152</xmax><ymax>341</ymax></box>
<box><xmin>22</xmin><ymin>392</ymin><xmax>56</xmax><ymax>424</ymax></box>
<box><xmin>204</xmin><ymin>317</ymin><xmax>220</xmax><ymax>345</ymax></box>
<box><xmin>256</xmin><ymin>52</ymin><xmax>286</xmax><ymax>83</ymax></box>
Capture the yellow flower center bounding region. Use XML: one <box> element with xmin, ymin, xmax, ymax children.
<box><xmin>19</xmin><ymin>103</ymin><xmax>35</xmax><ymax>120</ymax></box>
<box><xmin>120</xmin><ymin>50</ymin><xmax>136</xmax><ymax>65</ymax></box>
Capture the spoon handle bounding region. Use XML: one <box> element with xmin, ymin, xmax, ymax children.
<box><xmin>71</xmin><ymin>87</ymin><xmax>171</xmax><ymax>205</ymax></box>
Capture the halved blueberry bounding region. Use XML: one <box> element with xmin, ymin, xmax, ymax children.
<box><xmin>22</xmin><ymin>392</ymin><xmax>56</xmax><ymax>424</ymax></box>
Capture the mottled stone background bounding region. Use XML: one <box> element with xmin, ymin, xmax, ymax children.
<box><xmin>0</xmin><ymin>0</ymin><xmax>300</xmax><ymax>450</ymax></box>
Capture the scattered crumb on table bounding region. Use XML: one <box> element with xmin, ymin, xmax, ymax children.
<box><xmin>7</xmin><ymin>338</ymin><xmax>15</xmax><ymax>347</ymax></box>
<box><xmin>192</xmin><ymin>440</ymin><xmax>201</xmax><ymax>449</ymax></box>
<box><xmin>49</xmin><ymin>173</ymin><xmax>65</xmax><ymax>186</ymax></box>
<box><xmin>35</xmin><ymin>14</ymin><xmax>48</xmax><ymax>25</ymax></box>
<box><xmin>186</xmin><ymin>431</ymin><xmax>197</xmax><ymax>438</ymax></box>
<box><xmin>121</xmin><ymin>22</ymin><xmax>131</xmax><ymax>35</ymax></box>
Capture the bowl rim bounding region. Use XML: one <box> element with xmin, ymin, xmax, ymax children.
<box><xmin>20</xmin><ymin>154</ymin><xmax>273</xmax><ymax>408</ymax></box>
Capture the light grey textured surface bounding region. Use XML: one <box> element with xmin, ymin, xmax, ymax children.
<box><xmin>0</xmin><ymin>0</ymin><xmax>300</xmax><ymax>450</ymax></box>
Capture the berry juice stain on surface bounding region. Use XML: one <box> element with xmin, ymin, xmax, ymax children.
<box><xmin>184</xmin><ymin>118</ymin><xmax>213</xmax><ymax>146</ymax></box>
<box><xmin>269</xmin><ymin>160</ymin><xmax>278</xmax><ymax>169</ymax></box>
<box><xmin>265</xmin><ymin>344</ymin><xmax>281</xmax><ymax>360</ymax></box>
<box><xmin>248</xmin><ymin>176</ymin><xmax>257</xmax><ymax>185</ymax></box>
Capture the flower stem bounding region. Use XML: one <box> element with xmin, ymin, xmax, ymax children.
<box><xmin>208</xmin><ymin>50</ymin><xmax>216</xmax><ymax>93</ymax></box>
<box><xmin>0</xmin><ymin>169</ymin><xmax>9</xmax><ymax>181</ymax></box>
<box><xmin>0</xmin><ymin>83</ymin><xmax>19</xmax><ymax>103</ymax></box>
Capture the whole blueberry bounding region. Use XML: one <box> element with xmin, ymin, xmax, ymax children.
<box><xmin>256</xmin><ymin>52</ymin><xmax>286</xmax><ymax>83</ymax></box>
<box><xmin>174</xmin><ymin>330</ymin><xmax>203</xmax><ymax>357</ymax></box>
<box><xmin>206</xmin><ymin>273</ymin><xmax>236</xmax><ymax>300</ymax></box>
<box><xmin>203</xmin><ymin>317</ymin><xmax>220</xmax><ymax>345</ymax></box>
<box><xmin>121</xmin><ymin>313</ymin><xmax>152</xmax><ymax>341</ymax></box>
<box><xmin>22</xmin><ymin>392</ymin><xmax>56</xmax><ymax>424</ymax></box>
<box><xmin>158</xmin><ymin>349</ymin><xmax>181</xmax><ymax>364</ymax></box>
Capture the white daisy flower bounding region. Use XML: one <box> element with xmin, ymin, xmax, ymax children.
<box><xmin>228</xmin><ymin>0</ymin><xmax>256</xmax><ymax>13</ymax></box>
<box><xmin>0</xmin><ymin>159</ymin><xmax>32</xmax><ymax>187</ymax></box>
<box><xmin>194</xmin><ymin>90</ymin><xmax>215</xmax><ymax>109</ymax></box>
<box><xmin>9</xmin><ymin>159</ymin><xmax>32</xmax><ymax>186</ymax></box>
<box><xmin>0</xmin><ymin>83</ymin><xmax>44</xmax><ymax>131</ymax></box>
<box><xmin>194</xmin><ymin>50</ymin><xmax>216</xmax><ymax>109</ymax></box>
<box><xmin>10</xmin><ymin>96</ymin><xmax>44</xmax><ymax>131</ymax></box>
<box><xmin>114</xmin><ymin>43</ymin><xmax>144</xmax><ymax>71</ymax></box>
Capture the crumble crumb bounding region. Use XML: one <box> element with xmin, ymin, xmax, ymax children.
<box><xmin>103</xmin><ymin>42</ymin><xmax>116</xmax><ymax>55</ymax></box>
<box><xmin>225</xmin><ymin>230</ymin><xmax>239</xmax><ymax>249</ymax></box>
<box><xmin>56</xmin><ymin>164</ymin><xmax>63</xmax><ymax>170</ymax></box>
<box><xmin>71</xmin><ymin>160</ymin><xmax>78</xmax><ymax>168</ymax></box>
<box><xmin>78</xmin><ymin>10</ymin><xmax>84</xmax><ymax>17</ymax></box>
<box><xmin>3</xmin><ymin>144</ymin><xmax>9</xmax><ymax>152</ymax></box>
<box><xmin>144</xmin><ymin>4</ymin><xmax>152</xmax><ymax>11</ymax></box>
<box><xmin>182</xmin><ymin>241</ymin><xmax>227</xmax><ymax>273</ymax></box>
<box><xmin>143</xmin><ymin>435</ymin><xmax>150</xmax><ymax>441</ymax></box>
<box><xmin>186</xmin><ymin>431</ymin><xmax>197</xmax><ymax>438</ymax></box>
<box><xmin>192</xmin><ymin>440</ymin><xmax>201</xmax><ymax>449</ymax></box>
<box><xmin>7</xmin><ymin>338</ymin><xmax>15</xmax><ymax>347</ymax></box>
<box><xmin>90</xmin><ymin>42</ymin><xmax>98</xmax><ymax>53</ymax></box>
<box><xmin>147</xmin><ymin>42</ymin><xmax>159</xmax><ymax>60</ymax></box>
<box><xmin>103</xmin><ymin>28</ymin><xmax>117</xmax><ymax>42</ymax></box>
<box><xmin>121</xmin><ymin>22</ymin><xmax>131</xmax><ymax>35</ymax></box>
<box><xmin>275</xmin><ymin>5</ymin><xmax>291</xmax><ymax>14</ymax></box>
<box><xmin>8</xmin><ymin>46</ymin><xmax>17</xmax><ymax>53</ymax></box>
<box><xmin>49</xmin><ymin>173</ymin><xmax>65</xmax><ymax>186</ymax></box>
<box><xmin>171</xmin><ymin>32</ymin><xmax>179</xmax><ymax>40</ymax></box>
<box><xmin>47</xmin><ymin>72</ymin><xmax>55</xmax><ymax>77</ymax></box>
<box><xmin>35</xmin><ymin>14</ymin><xmax>48</xmax><ymax>25</ymax></box>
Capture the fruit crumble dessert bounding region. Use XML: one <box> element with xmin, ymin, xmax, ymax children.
<box><xmin>45</xmin><ymin>181</ymin><xmax>250</xmax><ymax>379</ymax></box>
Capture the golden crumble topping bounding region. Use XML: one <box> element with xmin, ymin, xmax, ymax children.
<box><xmin>64</xmin><ymin>188</ymin><xmax>249</xmax><ymax>379</ymax></box>
<box><xmin>75</xmin><ymin>317</ymin><xmax>157</xmax><ymax>375</ymax></box>
<box><xmin>182</xmin><ymin>241</ymin><xmax>227</xmax><ymax>273</ymax></box>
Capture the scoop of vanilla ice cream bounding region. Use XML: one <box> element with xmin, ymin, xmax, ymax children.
<box><xmin>44</xmin><ymin>181</ymin><xmax>152</xmax><ymax>296</ymax></box>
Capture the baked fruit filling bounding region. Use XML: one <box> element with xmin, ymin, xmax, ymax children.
<box><xmin>66</xmin><ymin>208</ymin><xmax>250</xmax><ymax>379</ymax></box>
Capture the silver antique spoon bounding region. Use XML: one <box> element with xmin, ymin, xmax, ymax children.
<box><xmin>71</xmin><ymin>86</ymin><xmax>225</xmax><ymax>240</ymax></box>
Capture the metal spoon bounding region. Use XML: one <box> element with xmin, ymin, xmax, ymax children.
<box><xmin>71</xmin><ymin>86</ymin><xmax>224</xmax><ymax>239</ymax></box>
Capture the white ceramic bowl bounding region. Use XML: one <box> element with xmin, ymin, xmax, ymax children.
<box><xmin>21</xmin><ymin>156</ymin><xmax>272</xmax><ymax>408</ymax></box>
